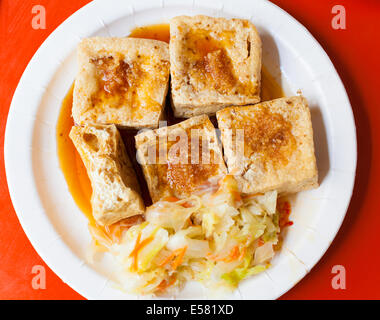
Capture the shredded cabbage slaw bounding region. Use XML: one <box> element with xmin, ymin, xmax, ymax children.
<box><xmin>88</xmin><ymin>175</ymin><xmax>291</xmax><ymax>295</ymax></box>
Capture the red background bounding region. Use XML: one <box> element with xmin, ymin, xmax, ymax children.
<box><xmin>0</xmin><ymin>0</ymin><xmax>379</xmax><ymax>300</ymax></box>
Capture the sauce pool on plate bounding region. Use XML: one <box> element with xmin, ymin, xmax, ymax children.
<box><xmin>129</xmin><ymin>24</ymin><xmax>170</xmax><ymax>43</ymax></box>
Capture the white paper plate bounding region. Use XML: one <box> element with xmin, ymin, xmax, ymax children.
<box><xmin>4</xmin><ymin>0</ymin><xmax>356</xmax><ymax>300</ymax></box>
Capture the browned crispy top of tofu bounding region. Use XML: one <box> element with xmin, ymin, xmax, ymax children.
<box><xmin>238</xmin><ymin>106</ymin><xmax>297</xmax><ymax>169</ymax></box>
<box><xmin>149</xmin><ymin>124</ymin><xmax>220</xmax><ymax>197</ymax></box>
<box><xmin>90</xmin><ymin>53</ymin><xmax>164</xmax><ymax>117</ymax></box>
<box><xmin>91</xmin><ymin>55</ymin><xmax>140</xmax><ymax>99</ymax></box>
<box><xmin>136</xmin><ymin>115</ymin><xmax>227</xmax><ymax>202</ymax></box>
<box><xmin>161</xmin><ymin>133</ymin><xmax>219</xmax><ymax>196</ymax></box>
<box><xmin>217</xmin><ymin>96</ymin><xmax>318</xmax><ymax>195</ymax></box>
<box><xmin>184</xmin><ymin>29</ymin><xmax>256</xmax><ymax>96</ymax></box>
<box><xmin>73</xmin><ymin>37</ymin><xmax>170</xmax><ymax>128</ymax></box>
<box><xmin>163</xmin><ymin>162</ymin><xmax>219</xmax><ymax>196</ymax></box>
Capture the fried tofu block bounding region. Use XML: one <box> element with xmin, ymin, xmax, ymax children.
<box><xmin>69</xmin><ymin>124</ymin><xmax>145</xmax><ymax>226</ymax></box>
<box><xmin>73</xmin><ymin>37</ymin><xmax>170</xmax><ymax>129</ymax></box>
<box><xmin>216</xmin><ymin>96</ymin><xmax>318</xmax><ymax>194</ymax></box>
<box><xmin>170</xmin><ymin>15</ymin><xmax>262</xmax><ymax>117</ymax></box>
<box><xmin>135</xmin><ymin>115</ymin><xmax>227</xmax><ymax>202</ymax></box>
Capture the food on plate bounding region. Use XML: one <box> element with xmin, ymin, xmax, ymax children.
<box><xmin>72</xmin><ymin>37</ymin><xmax>170</xmax><ymax>128</ymax></box>
<box><xmin>91</xmin><ymin>175</ymin><xmax>289</xmax><ymax>295</ymax></box>
<box><xmin>216</xmin><ymin>96</ymin><xmax>318</xmax><ymax>194</ymax></box>
<box><xmin>69</xmin><ymin>124</ymin><xmax>145</xmax><ymax>226</ymax></box>
<box><xmin>135</xmin><ymin>115</ymin><xmax>227</xmax><ymax>202</ymax></box>
<box><xmin>55</xmin><ymin>16</ymin><xmax>320</xmax><ymax>297</ymax></box>
<box><xmin>169</xmin><ymin>15</ymin><xmax>262</xmax><ymax>117</ymax></box>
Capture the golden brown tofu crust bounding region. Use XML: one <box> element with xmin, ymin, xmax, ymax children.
<box><xmin>69</xmin><ymin>124</ymin><xmax>145</xmax><ymax>226</ymax></box>
<box><xmin>135</xmin><ymin>115</ymin><xmax>227</xmax><ymax>202</ymax></box>
<box><xmin>170</xmin><ymin>15</ymin><xmax>262</xmax><ymax>117</ymax></box>
<box><xmin>73</xmin><ymin>37</ymin><xmax>170</xmax><ymax>129</ymax></box>
<box><xmin>216</xmin><ymin>96</ymin><xmax>318</xmax><ymax>194</ymax></box>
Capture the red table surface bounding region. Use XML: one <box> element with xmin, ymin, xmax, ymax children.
<box><xmin>0</xmin><ymin>0</ymin><xmax>379</xmax><ymax>300</ymax></box>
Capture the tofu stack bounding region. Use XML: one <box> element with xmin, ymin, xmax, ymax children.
<box><xmin>70</xmin><ymin>37</ymin><xmax>170</xmax><ymax>225</ymax></box>
<box><xmin>69</xmin><ymin>15</ymin><xmax>319</xmax><ymax>226</ymax></box>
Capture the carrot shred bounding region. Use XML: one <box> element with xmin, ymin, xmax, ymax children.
<box><xmin>156</xmin><ymin>275</ymin><xmax>177</xmax><ymax>292</ymax></box>
<box><xmin>224</xmin><ymin>246</ymin><xmax>240</xmax><ymax>262</ymax></box>
<box><xmin>207</xmin><ymin>245</ymin><xmax>240</xmax><ymax>262</ymax></box>
<box><xmin>258</xmin><ymin>238</ymin><xmax>265</xmax><ymax>247</ymax></box>
<box><xmin>101</xmin><ymin>216</ymin><xmax>144</xmax><ymax>244</ymax></box>
<box><xmin>158</xmin><ymin>252</ymin><xmax>177</xmax><ymax>267</ymax></box>
<box><xmin>172</xmin><ymin>246</ymin><xmax>187</xmax><ymax>270</ymax></box>
<box><xmin>129</xmin><ymin>231</ymin><xmax>154</xmax><ymax>272</ymax></box>
<box><xmin>158</xmin><ymin>246</ymin><xmax>187</xmax><ymax>270</ymax></box>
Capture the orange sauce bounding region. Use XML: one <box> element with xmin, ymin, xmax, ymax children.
<box><xmin>129</xmin><ymin>24</ymin><xmax>170</xmax><ymax>43</ymax></box>
<box><xmin>56</xmin><ymin>83</ymin><xmax>94</xmax><ymax>223</ymax></box>
<box><xmin>56</xmin><ymin>23</ymin><xmax>286</xmax><ymax>227</ymax></box>
<box><xmin>261</xmin><ymin>66</ymin><xmax>284</xmax><ymax>101</ymax></box>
